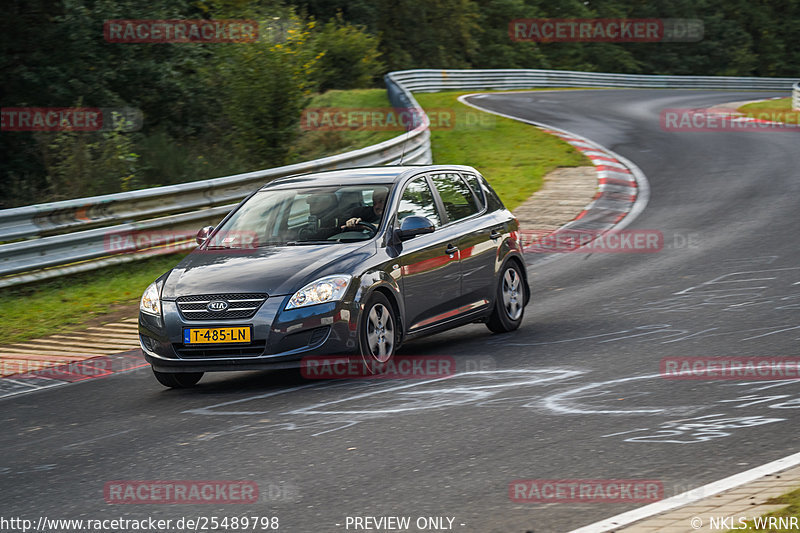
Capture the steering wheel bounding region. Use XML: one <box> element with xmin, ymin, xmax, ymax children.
<box><xmin>354</xmin><ymin>221</ymin><xmax>378</xmax><ymax>234</ymax></box>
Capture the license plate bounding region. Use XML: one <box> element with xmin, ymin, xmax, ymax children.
<box><xmin>184</xmin><ymin>326</ymin><xmax>251</xmax><ymax>344</ymax></box>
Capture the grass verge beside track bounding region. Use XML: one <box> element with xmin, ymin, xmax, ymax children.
<box><xmin>290</xmin><ymin>89</ymin><xmax>396</xmax><ymax>162</ymax></box>
<box><xmin>733</xmin><ymin>487</ymin><xmax>800</xmax><ymax>531</ymax></box>
<box><xmin>415</xmin><ymin>91</ymin><xmax>590</xmax><ymax>210</ymax></box>
<box><xmin>1</xmin><ymin>89</ymin><xmax>589</xmax><ymax>343</ymax></box>
<box><xmin>0</xmin><ymin>254</ymin><xmax>187</xmax><ymax>345</ymax></box>
<box><xmin>738</xmin><ymin>98</ymin><xmax>800</xmax><ymax>126</ymax></box>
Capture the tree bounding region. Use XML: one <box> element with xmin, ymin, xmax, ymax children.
<box><xmin>311</xmin><ymin>15</ymin><xmax>384</xmax><ymax>91</ymax></box>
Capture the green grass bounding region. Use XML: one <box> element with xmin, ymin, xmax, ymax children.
<box><xmin>738</xmin><ymin>98</ymin><xmax>800</xmax><ymax>125</ymax></box>
<box><xmin>289</xmin><ymin>88</ymin><xmax>398</xmax><ymax>162</ymax></box>
<box><xmin>0</xmin><ymin>254</ymin><xmax>186</xmax><ymax>345</ymax></box>
<box><xmin>1</xmin><ymin>88</ymin><xmax>590</xmax><ymax>343</ymax></box>
<box><xmin>415</xmin><ymin>91</ymin><xmax>590</xmax><ymax>210</ymax></box>
<box><xmin>730</xmin><ymin>486</ymin><xmax>800</xmax><ymax>531</ymax></box>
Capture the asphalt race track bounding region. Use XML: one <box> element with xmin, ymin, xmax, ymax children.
<box><xmin>1</xmin><ymin>89</ymin><xmax>798</xmax><ymax>532</ymax></box>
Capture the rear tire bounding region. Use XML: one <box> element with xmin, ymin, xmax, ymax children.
<box><xmin>152</xmin><ymin>369</ymin><xmax>203</xmax><ymax>388</ymax></box>
<box><xmin>358</xmin><ymin>292</ymin><xmax>398</xmax><ymax>374</ymax></box>
<box><xmin>486</xmin><ymin>261</ymin><xmax>525</xmax><ymax>333</ymax></box>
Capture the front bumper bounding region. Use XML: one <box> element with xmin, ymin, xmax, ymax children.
<box><xmin>139</xmin><ymin>295</ymin><xmax>361</xmax><ymax>373</ymax></box>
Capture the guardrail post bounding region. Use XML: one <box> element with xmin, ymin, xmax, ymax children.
<box><xmin>793</xmin><ymin>81</ymin><xmax>800</xmax><ymax>111</ymax></box>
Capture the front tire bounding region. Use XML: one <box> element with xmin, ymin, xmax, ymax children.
<box><xmin>152</xmin><ymin>369</ymin><xmax>203</xmax><ymax>388</ymax></box>
<box><xmin>359</xmin><ymin>292</ymin><xmax>398</xmax><ymax>373</ymax></box>
<box><xmin>486</xmin><ymin>261</ymin><xmax>525</xmax><ymax>333</ymax></box>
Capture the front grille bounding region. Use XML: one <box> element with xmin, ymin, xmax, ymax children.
<box><xmin>173</xmin><ymin>339</ymin><xmax>267</xmax><ymax>358</ymax></box>
<box><xmin>176</xmin><ymin>293</ymin><xmax>268</xmax><ymax>320</ymax></box>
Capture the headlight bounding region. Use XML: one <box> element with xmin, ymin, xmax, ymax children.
<box><xmin>286</xmin><ymin>275</ymin><xmax>352</xmax><ymax>310</ymax></box>
<box><xmin>140</xmin><ymin>281</ymin><xmax>162</xmax><ymax>316</ymax></box>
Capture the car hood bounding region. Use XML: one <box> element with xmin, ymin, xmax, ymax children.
<box><xmin>161</xmin><ymin>241</ymin><xmax>376</xmax><ymax>299</ymax></box>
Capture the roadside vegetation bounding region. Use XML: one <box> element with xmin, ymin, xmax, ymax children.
<box><xmin>0</xmin><ymin>254</ymin><xmax>187</xmax><ymax>345</ymax></box>
<box><xmin>731</xmin><ymin>486</ymin><xmax>800</xmax><ymax>531</ymax></box>
<box><xmin>0</xmin><ymin>86</ymin><xmax>589</xmax><ymax>342</ymax></box>
<box><xmin>289</xmin><ymin>89</ymin><xmax>395</xmax><ymax>161</ymax></box>
<box><xmin>4</xmin><ymin>0</ymin><xmax>797</xmax><ymax>341</ymax></box>
<box><xmin>738</xmin><ymin>98</ymin><xmax>800</xmax><ymax>126</ymax></box>
<box><xmin>415</xmin><ymin>91</ymin><xmax>589</xmax><ymax>210</ymax></box>
<box><xmin>3</xmin><ymin>0</ymin><xmax>799</xmax><ymax>208</ymax></box>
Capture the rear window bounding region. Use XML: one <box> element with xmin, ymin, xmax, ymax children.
<box><xmin>431</xmin><ymin>173</ymin><xmax>480</xmax><ymax>223</ymax></box>
<box><xmin>461</xmin><ymin>173</ymin><xmax>485</xmax><ymax>210</ymax></box>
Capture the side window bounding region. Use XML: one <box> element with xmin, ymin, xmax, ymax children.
<box><xmin>287</xmin><ymin>194</ymin><xmax>310</xmax><ymax>229</ymax></box>
<box><xmin>461</xmin><ymin>173</ymin><xmax>485</xmax><ymax>210</ymax></box>
<box><xmin>431</xmin><ymin>173</ymin><xmax>480</xmax><ymax>223</ymax></box>
<box><xmin>396</xmin><ymin>177</ymin><xmax>442</xmax><ymax>227</ymax></box>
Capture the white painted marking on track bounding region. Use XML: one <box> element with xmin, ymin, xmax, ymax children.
<box><xmin>182</xmin><ymin>383</ymin><xmax>324</xmax><ymax>415</ymax></box>
<box><xmin>288</xmin><ymin>370</ymin><xmax>581</xmax><ymax>416</ymax></box>
<box><xmin>600</xmin><ymin>428</ymin><xmax>652</xmax><ymax>438</ymax></box>
<box><xmin>456</xmin><ymin>92</ymin><xmax>652</xmax><ymax>264</ymax></box>
<box><xmin>542</xmin><ymin>373</ymin><xmax>691</xmax><ymax>415</ymax></box>
<box><xmin>660</xmin><ymin>328</ymin><xmax>718</xmax><ymax>344</ymax></box>
<box><xmin>741</xmin><ymin>325</ymin><xmax>800</xmax><ymax>340</ymax></box>
<box><xmin>568</xmin><ymin>451</ymin><xmax>800</xmax><ymax>533</ymax></box>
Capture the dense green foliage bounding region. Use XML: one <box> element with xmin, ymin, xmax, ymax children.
<box><xmin>291</xmin><ymin>0</ymin><xmax>800</xmax><ymax>75</ymax></box>
<box><xmin>2</xmin><ymin>0</ymin><xmax>798</xmax><ymax>207</ymax></box>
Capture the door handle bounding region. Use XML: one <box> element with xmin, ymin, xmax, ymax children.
<box><xmin>445</xmin><ymin>244</ymin><xmax>459</xmax><ymax>256</ymax></box>
<box><xmin>490</xmin><ymin>229</ymin><xmax>502</xmax><ymax>239</ymax></box>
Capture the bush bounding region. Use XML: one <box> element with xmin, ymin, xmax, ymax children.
<box><xmin>213</xmin><ymin>15</ymin><xmax>321</xmax><ymax>169</ymax></box>
<box><xmin>312</xmin><ymin>15</ymin><xmax>385</xmax><ymax>91</ymax></box>
<box><xmin>38</xmin><ymin>113</ymin><xmax>140</xmax><ymax>199</ymax></box>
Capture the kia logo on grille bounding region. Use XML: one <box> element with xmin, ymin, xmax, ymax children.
<box><xmin>207</xmin><ymin>300</ymin><xmax>229</xmax><ymax>312</ymax></box>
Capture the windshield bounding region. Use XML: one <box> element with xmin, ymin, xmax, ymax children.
<box><xmin>210</xmin><ymin>184</ymin><xmax>392</xmax><ymax>247</ymax></box>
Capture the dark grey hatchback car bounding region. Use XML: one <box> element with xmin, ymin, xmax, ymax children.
<box><xmin>139</xmin><ymin>165</ymin><xmax>530</xmax><ymax>387</ymax></box>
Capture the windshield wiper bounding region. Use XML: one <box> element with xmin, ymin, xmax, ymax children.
<box><xmin>255</xmin><ymin>240</ymin><xmax>338</xmax><ymax>247</ymax></box>
<box><xmin>285</xmin><ymin>240</ymin><xmax>339</xmax><ymax>245</ymax></box>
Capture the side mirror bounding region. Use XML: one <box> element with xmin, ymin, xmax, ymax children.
<box><xmin>394</xmin><ymin>216</ymin><xmax>435</xmax><ymax>242</ymax></box>
<box><xmin>196</xmin><ymin>226</ymin><xmax>214</xmax><ymax>245</ymax></box>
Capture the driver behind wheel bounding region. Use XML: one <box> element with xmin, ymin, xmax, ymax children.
<box><xmin>342</xmin><ymin>188</ymin><xmax>388</xmax><ymax>229</ymax></box>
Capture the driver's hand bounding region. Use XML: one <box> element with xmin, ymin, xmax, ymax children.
<box><xmin>342</xmin><ymin>217</ymin><xmax>361</xmax><ymax>229</ymax></box>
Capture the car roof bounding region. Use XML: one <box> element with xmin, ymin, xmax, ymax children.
<box><xmin>260</xmin><ymin>165</ymin><xmax>479</xmax><ymax>190</ymax></box>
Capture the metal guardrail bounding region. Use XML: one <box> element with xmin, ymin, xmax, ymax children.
<box><xmin>1</xmin><ymin>68</ymin><xmax>795</xmax><ymax>287</ymax></box>
<box><xmin>793</xmin><ymin>81</ymin><xmax>800</xmax><ymax>111</ymax></box>
<box><xmin>390</xmin><ymin>69</ymin><xmax>798</xmax><ymax>92</ymax></box>
<box><xmin>0</xmin><ymin>76</ymin><xmax>430</xmax><ymax>287</ymax></box>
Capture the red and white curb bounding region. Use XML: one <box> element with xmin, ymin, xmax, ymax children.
<box><xmin>0</xmin><ymin>350</ymin><xmax>147</xmax><ymax>400</ymax></box>
<box><xmin>458</xmin><ymin>93</ymin><xmax>650</xmax><ymax>261</ymax></box>
<box><xmin>538</xmin><ymin>129</ymin><xmax>639</xmax><ymax>228</ymax></box>
<box><xmin>703</xmin><ymin>96</ymin><xmax>798</xmax><ymax>128</ymax></box>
